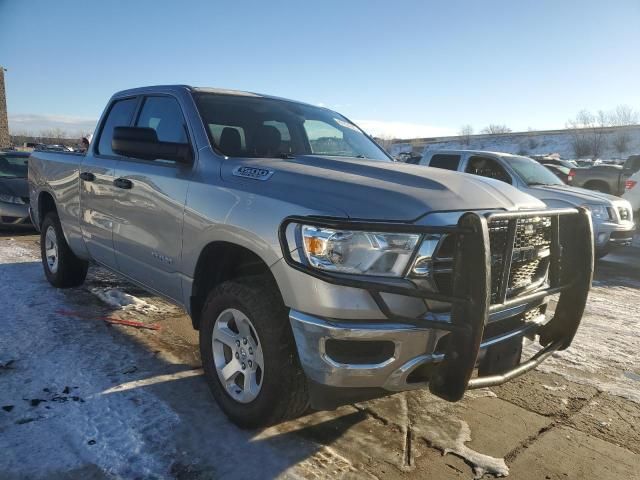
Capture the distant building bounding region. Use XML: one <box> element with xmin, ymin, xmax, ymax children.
<box><xmin>0</xmin><ymin>67</ymin><xmax>9</xmax><ymax>149</ymax></box>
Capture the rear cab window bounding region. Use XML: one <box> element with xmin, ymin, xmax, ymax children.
<box><xmin>465</xmin><ymin>156</ymin><xmax>512</xmax><ymax>184</ymax></box>
<box><xmin>427</xmin><ymin>154</ymin><xmax>461</xmax><ymax>171</ymax></box>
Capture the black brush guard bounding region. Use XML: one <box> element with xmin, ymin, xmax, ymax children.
<box><xmin>278</xmin><ymin>207</ymin><xmax>594</xmax><ymax>401</ymax></box>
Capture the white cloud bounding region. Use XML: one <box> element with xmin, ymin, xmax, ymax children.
<box><xmin>354</xmin><ymin>119</ymin><xmax>456</xmax><ymax>140</ymax></box>
<box><xmin>8</xmin><ymin>113</ymin><xmax>97</xmax><ymax>136</ymax></box>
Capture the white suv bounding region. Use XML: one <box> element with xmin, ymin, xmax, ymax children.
<box><xmin>623</xmin><ymin>170</ymin><xmax>640</xmax><ymax>222</ymax></box>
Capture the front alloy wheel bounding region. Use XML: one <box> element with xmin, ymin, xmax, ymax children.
<box><xmin>44</xmin><ymin>225</ymin><xmax>59</xmax><ymax>274</ymax></box>
<box><xmin>199</xmin><ymin>279</ymin><xmax>309</xmax><ymax>428</ymax></box>
<box><xmin>212</xmin><ymin>308</ymin><xmax>264</xmax><ymax>403</ymax></box>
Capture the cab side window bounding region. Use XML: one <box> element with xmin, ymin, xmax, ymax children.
<box><xmin>97</xmin><ymin>98</ymin><xmax>138</xmax><ymax>156</ymax></box>
<box><xmin>465</xmin><ymin>156</ymin><xmax>512</xmax><ymax>184</ymax></box>
<box><xmin>428</xmin><ymin>154</ymin><xmax>461</xmax><ymax>171</ymax></box>
<box><xmin>136</xmin><ymin>96</ymin><xmax>188</xmax><ymax>144</ymax></box>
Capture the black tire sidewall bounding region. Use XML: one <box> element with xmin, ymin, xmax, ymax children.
<box><xmin>199</xmin><ymin>280</ymin><xmax>306</xmax><ymax>428</ymax></box>
<box><xmin>40</xmin><ymin>213</ymin><xmax>87</xmax><ymax>288</ymax></box>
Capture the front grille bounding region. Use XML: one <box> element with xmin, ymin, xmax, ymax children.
<box><xmin>432</xmin><ymin>216</ymin><xmax>552</xmax><ymax>304</ymax></box>
<box><xmin>490</xmin><ymin>217</ymin><xmax>551</xmax><ymax>302</ymax></box>
<box><xmin>618</xmin><ymin>206</ymin><xmax>630</xmax><ymax>221</ymax></box>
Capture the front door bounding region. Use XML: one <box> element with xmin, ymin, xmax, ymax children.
<box><xmin>79</xmin><ymin>97</ymin><xmax>138</xmax><ymax>269</ymax></box>
<box><xmin>112</xmin><ymin>95</ymin><xmax>193</xmax><ymax>301</ymax></box>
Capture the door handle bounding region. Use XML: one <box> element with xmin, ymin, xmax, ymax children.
<box><xmin>113</xmin><ymin>178</ymin><xmax>133</xmax><ymax>189</ymax></box>
<box><xmin>79</xmin><ymin>172</ymin><xmax>95</xmax><ymax>182</ymax></box>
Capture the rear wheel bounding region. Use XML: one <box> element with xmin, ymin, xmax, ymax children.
<box><xmin>40</xmin><ymin>213</ymin><xmax>88</xmax><ymax>288</ymax></box>
<box><xmin>199</xmin><ymin>278</ymin><xmax>309</xmax><ymax>428</ymax></box>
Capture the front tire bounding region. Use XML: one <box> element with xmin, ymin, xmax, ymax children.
<box><xmin>199</xmin><ymin>278</ymin><xmax>309</xmax><ymax>428</ymax></box>
<box><xmin>40</xmin><ymin>212</ymin><xmax>88</xmax><ymax>288</ymax></box>
<box><xmin>595</xmin><ymin>246</ymin><xmax>611</xmax><ymax>260</ymax></box>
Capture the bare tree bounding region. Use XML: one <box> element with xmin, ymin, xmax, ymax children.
<box><xmin>481</xmin><ymin>124</ymin><xmax>512</xmax><ymax>135</ymax></box>
<box><xmin>459</xmin><ymin>125</ymin><xmax>473</xmax><ymax>145</ymax></box>
<box><xmin>566</xmin><ymin>110</ymin><xmax>608</xmax><ymax>159</ymax></box>
<box><xmin>609</xmin><ymin>105</ymin><xmax>638</xmax><ymax>154</ymax></box>
<box><xmin>374</xmin><ymin>134</ymin><xmax>396</xmax><ymax>152</ymax></box>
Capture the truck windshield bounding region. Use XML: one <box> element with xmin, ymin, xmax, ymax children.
<box><xmin>194</xmin><ymin>92</ymin><xmax>390</xmax><ymax>161</ymax></box>
<box><xmin>506</xmin><ymin>155</ymin><xmax>564</xmax><ymax>186</ymax></box>
<box><xmin>0</xmin><ymin>155</ymin><xmax>29</xmax><ymax>178</ymax></box>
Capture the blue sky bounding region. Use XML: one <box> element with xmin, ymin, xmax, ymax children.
<box><xmin>1</xmin><ymin>0</ymin><xmax>639</xmax><ymax>138</ymax></box>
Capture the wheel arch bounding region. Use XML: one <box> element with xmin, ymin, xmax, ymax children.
<box><xmin>37</xmin><ymin>190</ymin><xmax>58</xmax><ymax>228</ymax></box>
<box><xmin>584</xmin><ymin>180</ymin><xmax>610</xmax><ymax>194</ymax></box>
<box><xmin>189</xmin><ymin>241</ymin><xmax>280</xmax><ymax>329</ymax></box>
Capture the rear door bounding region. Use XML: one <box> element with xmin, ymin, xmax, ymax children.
<box><xmin>423</xmin><ymin>153</ymin><xmax>462</xmax><ymax>171</ymax></box>
<box><xmin>79</xmin><ymin>97</ymin><xmax>138</xmax><ymax>268</ymax></box>
<box><xmin>111</xmin><ymin>95</ymin><xmax>193</xmax><ymax>301</ymax></box>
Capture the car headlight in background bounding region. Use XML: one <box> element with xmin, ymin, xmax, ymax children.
<box><xmin>0</xmin><ymin>194</ymin><xmax>26</xmax><ymax>205</ymax></box>
<box><xmin>300</xmin><ymin>225</ymin><xmax>420</xmax><ymax>277</ymax></box>
<box><xmin>583</xmin><ymin>204</ymin><xmax>610</xmax><ymax>221</ymax></box>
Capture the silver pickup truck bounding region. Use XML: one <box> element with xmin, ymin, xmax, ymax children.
<box><xmin>421</xmin><ymin>150</ymin><xmax>635</xmax><ymax>258</ymax></box>
<box><xmin>29</xmin><ymin>85</ymin><xmax>593</xmax><ymax>428</ymax></box>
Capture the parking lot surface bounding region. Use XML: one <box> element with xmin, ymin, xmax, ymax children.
<box><xmin>1</xmin><ymin>232</ymin><xmax>638</xmax><ymax>479</ymax></box>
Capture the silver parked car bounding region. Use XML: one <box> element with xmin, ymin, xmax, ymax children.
<box><xmin>29</xmin><ymin>86</ymin><xmax>593</xmax><ymax>428</ymax></box>
<box><xmin>421</xmin><ymin>150</ymin><xmax>634</xmax><ymax>258</ymax></box>
<box><xmin>0</xmin><ymin>151</ymin><xmax>32</xmax><ymax>228</ymax></box>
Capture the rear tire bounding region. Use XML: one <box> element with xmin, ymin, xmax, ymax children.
<box><xmin>40</xmin><ymin>212</ymin><xmax>88</xmax><ymax>288</ymax></box>
<box><xmin>199</xmin><ymin>277</ymin><xmax>309</xmax><ymax>428</ymax></box>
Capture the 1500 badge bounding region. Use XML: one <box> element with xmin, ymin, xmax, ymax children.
<box><xmin>233</xmin><ymin>166</ymin><xmax>274</xmax><ymax>181</ymax></box>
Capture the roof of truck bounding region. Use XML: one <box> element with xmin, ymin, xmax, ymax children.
<box><xmin>112</xmin><ymin>84</ymin><xmax>321</xmax><ymax>109</ymax></box>
<box><xmin>426</xmin><ymin>149</ymin><xmax>523</xmax><ymax>158</ymax></box>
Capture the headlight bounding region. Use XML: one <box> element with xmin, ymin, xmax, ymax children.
<box><xmin>0</xmin><ymin>194</ymin><xmax>26</xmax><ymax>205</ymax></box>
<box><xmin>300</xmin><ymin>225</ymin><xmax>420</xmax><ymax>277</ymax></box>
<box><xmin>583</xmin><ymin>204</ymin><xmax>610</xmax><ymax>220</ymax></box>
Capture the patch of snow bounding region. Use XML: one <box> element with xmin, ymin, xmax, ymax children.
<box><xmin>422</xmin><ymin>419</ymin><xmax>509</xmax><ymax>479</ymax></box>
<box><xmin>530</xmin><ymin>283</ymin><xmax>640</xmax><ymax>404</ymax></box>
<box><xmin>1</xmin><ymin>239</ymin><xmax>39</xmax><ymax>263</ymax></box>
<box><xmin>542</xmin><ymin>384</ymin><xmax>567</xmax><ymax>392</ymax></box>
<box><xmin>412</xmin><ymin>125</ymin><xmax>640</xmax><ymax>161</ymax></box>
<box><xmin>90</xmin><ymin>287</ymin><xmax>159</xmax><ymax>312</ymax></box>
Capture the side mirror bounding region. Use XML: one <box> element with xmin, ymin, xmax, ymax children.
<box><xmin>112</xmin><ymin>126</ymin><xmax>191</xmax><ymax>164</ymax></box>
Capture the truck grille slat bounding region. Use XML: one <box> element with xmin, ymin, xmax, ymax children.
<box><xmin>433</xmin><ymin>216</ymin><xmax>553</xmax><ymax>305</ymax></box>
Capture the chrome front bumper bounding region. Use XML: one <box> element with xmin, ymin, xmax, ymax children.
<box><xmin>290</xmin><ymin>307</ymin><xmax>550</xmax><ymax>393</ymax></box>
<box><xmin>594</xmin><ymin>220</ymin><xmax>635</xmax><ymax>248</ymax></box>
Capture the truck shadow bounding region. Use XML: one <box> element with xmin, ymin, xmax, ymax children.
<box><xmin>0</xmin><ymin>259</ymin><xmax>376</xmax><ymax>479</ymax></box>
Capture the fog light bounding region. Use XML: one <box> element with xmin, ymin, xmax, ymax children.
<box><xmin>597</xmin><ymin>232</ymin><xmax>608</xmax><ymax>245</ymax></box>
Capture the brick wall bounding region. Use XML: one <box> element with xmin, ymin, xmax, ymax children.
<box><xmin>0</xmin><ymin>67</ymin><xmax>10</xmax><ymax>148</ymax></box>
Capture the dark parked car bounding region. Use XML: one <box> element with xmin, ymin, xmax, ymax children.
<box><xmin>568</xmin><ymin>155</ymin><xmax>640</xmax><ymax>195</ymax></box>
<box><xmin>0</xmin><ymin>151</ymin><xmax>32</xmax><ymax>228</ymax></box>
<box><xmin>542</xmin><ymin>163</ymin><xmax>571</xmax><ymax>184</ymax></box>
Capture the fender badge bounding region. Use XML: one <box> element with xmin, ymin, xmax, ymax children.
<box><xmin>232</xmin><ymin>166</ymin><xmax>274</xmax><ymax>181</ymax></box>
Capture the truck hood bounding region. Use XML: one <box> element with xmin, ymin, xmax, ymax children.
<box><xmin>528</xmin><ymin>184</ymin><xmax>622</xmax><ymax>206</ymax></box>
<box><xmin>222</xmin><ymin>156</ymin><xmax>545</xmax><ymax>221</ymax></box>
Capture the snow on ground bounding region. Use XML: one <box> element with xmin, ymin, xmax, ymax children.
<box><xmin>1</xmin><ymin>234</ymin><xmax>638</xmax><ymax>478</ymax></box>
<box><xmin>536</xmin><ymin>281</ymin><xmax>640</xmax><ymax>404</ymax></box>
<box><xmin>0</xmin><ymin>239</ymin><xmax>316</xmax><ymax>479</ymax></box>
<box><xmin>390</xmin><ymin>125</ymin><xmax>640</xmax><ymax>160</ymax></box>
<box><xmin>91</xmin><ymin>287</ymin><xmax>159</xmax><ymax>312</ymax></box>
